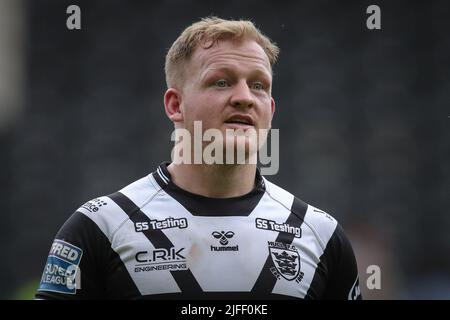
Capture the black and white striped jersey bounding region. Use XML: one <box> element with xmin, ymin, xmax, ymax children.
<box><xmin>36</xmin><ymin>162</ymin><xmax>362</xmax><ymax>300</ymax></box>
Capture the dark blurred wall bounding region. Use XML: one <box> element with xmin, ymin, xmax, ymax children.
<box><xmin>1</xmin><ymin>0</ymin><xmax>449</xmax><ymax>298</ymax></box>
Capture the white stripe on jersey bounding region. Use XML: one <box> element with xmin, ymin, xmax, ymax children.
<box><xmin>119</xmin><ymin>175</ymin><xmax>162</xmax><ymax>208</ymax></box>
<box><xmin>261</xmin><ymin>177</ymin><xmax>295</xmax><ymax>212</ymax></box>
<box><xmin>157</xmin><ymin>167</ymin><xmax>169</xmax><ymax>184</ymax></box>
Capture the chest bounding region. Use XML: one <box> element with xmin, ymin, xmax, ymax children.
<box><xmin>107</xmin><ymin>213</ymin><xmax>327</xmax><ymax>299</ymax></box>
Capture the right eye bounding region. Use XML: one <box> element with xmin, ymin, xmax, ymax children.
<box><xmin>215</xmin><ymin>79</ymin><xmax>229</xmax><ymax>88</ymax></box>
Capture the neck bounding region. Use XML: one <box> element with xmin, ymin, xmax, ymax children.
<box><xmin>167</xmin><ymin>163</ymin><xmax>257</xmax><ymax>198</ymax></box>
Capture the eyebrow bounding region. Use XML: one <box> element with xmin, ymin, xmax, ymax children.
<box><xmin>200</xmin><ymin>66</ymin><xmax>272</xmax><ymax>82</ymax></box>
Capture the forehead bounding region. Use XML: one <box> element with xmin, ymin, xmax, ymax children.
<box><xmin>189</xmin><ymin>39</ymin><xmax>272</xmax><ymax>76</ymax></box>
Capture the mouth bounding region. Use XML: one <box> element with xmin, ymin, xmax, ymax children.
<box><xmin>224</xmin><ymin>114</ymin><xmax>255</xmax><ymax>127</ymax></box>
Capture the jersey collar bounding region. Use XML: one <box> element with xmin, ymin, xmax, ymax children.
<box><xmin>152</xmin><ymin>162</ymin><xmax>265</xmax><ymax>216</ymax></box>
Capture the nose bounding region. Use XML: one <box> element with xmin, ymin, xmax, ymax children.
<box><xmin>230</xmin><ymin>81</ymin><xmax>255</xmax><ymax>109</ymax></box>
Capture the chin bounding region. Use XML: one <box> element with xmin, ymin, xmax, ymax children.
<box><xmin>224</xmin><ymin>137</ymin><xmax>258</xmax><ymax>165</ymax></box>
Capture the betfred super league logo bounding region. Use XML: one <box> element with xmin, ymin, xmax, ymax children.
<box><xmin>268</xmin><ymin>241</ymin><xmax>304</xmax><ymax>283</ymax></box>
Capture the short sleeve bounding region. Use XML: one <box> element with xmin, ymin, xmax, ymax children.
<box><xmin>323</xmin><ymin>223</ymin><xmax>362</xmax><ymax>300</ymax></box>
<box><xmin>35</xmin><ymin>211</ymin><xmax>109</xmax><ymax>299</ymax></box>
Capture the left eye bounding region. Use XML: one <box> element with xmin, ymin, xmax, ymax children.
<box><xmin>251</xmin><ymin>82</ymin><xmax>264</xmax><ymax>90</ymax></box>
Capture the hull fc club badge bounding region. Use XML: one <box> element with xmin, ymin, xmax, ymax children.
<box><xmin>268</xmin><ymin>241</ymin><xmax>304</xmax><ymax>283</ymax></box>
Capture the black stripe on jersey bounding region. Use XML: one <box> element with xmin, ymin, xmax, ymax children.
<box><xmin>108</xmin><ymin>191</ymin><xmax>204</xmax><ymax>297</ymax></box>
<box><xmin>305</xmin><ymin>223</ymin><xmax>361</xmax><ymax>300</ymax></box>
<box><xmin>151</xmin><ymin>162</ymin><xmax>265</xmax><ymax>216</ymax></box>
<box><xmin>251</xmin><ymin>197</ymin><xmax>308</xmax><ymax>298</ymax></box>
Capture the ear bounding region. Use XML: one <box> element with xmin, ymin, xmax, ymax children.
<box><xmin>164</xmin><ymin>88</ymin><xmax>184</xmax><ymax>123</ymax></box>
<box><xmin>270</xmin><ymin>97</ymin><xmax>276</xmax><ymax>117</ymax></box>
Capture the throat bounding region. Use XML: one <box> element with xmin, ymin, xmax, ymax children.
<box><xmin>167</xmin><ymin>163</ymin><xmax>257</xmax><ymax>198</ymax></box>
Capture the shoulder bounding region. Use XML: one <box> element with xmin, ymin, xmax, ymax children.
<box><xmin>262</xmin><ymin>176</ymin><xmax>339</xmax><ymax>249</ymax></box>
<box><xmin>72</xmin><ymin>174</ymin><xmax>160</xmax><ymax>240</ymax></box>
<box><xmin>263</xmin><ymin>177</ymin><xmax>361</xmax><ymax>299</ymax></box>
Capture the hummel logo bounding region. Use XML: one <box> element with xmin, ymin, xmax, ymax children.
<box><xmin>212</xmin><ymin>231</ymin><xmax>235</xmax><ymax>245</ymax></box>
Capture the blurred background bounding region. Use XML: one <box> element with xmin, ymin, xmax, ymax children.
<box><xmin>0</xmin><ymin>0</ymin><xmax>449</xmax><ymax>299</ymax></box>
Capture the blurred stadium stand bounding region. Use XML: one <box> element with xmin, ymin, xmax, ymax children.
<box><xmin>0</xmin><ymin>0</ymin><xmax>449</xmax><ymax>299</ymax></box>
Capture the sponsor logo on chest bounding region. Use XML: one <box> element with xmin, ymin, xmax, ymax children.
<box><xmin>255</xmin><ymin>218</ymin><xmax>302</xmax><ymax>238</ymax></box>
<box><xmin>210</xmin><ymin>230</ymin><xmax>239</xmax><ymax>252</ymax></box>
<box><xmin>134</xmin><ymin>217</ymin><xmax>188</xmax><ymax>232</ymax></box>
<box><xmin>134</xmin><ymin>247</ymin><xmax>187</xmax><ymax>272</ymax></box>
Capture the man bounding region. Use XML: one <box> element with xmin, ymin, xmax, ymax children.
<box><xmin>36</xmin><ymin>17</ymin><xmax>362</xmax><ymax>299</ymax></box>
